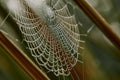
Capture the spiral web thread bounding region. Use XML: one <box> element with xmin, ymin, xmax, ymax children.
<box><xmin>8</xmin><ymin>0</ymin><xmax>85</xmax><ymax>77</ymax></box>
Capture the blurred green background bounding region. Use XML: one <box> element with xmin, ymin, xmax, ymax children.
<box><xmin>84</xmin><ymin>0</ymin><xmax>120</xmax><ymax>80</ymax></box>
<box><xmin>0</xmin><ymin>0</ymin><xmax>120</xmax><ymax>80</ymax></box>
<box><xmin>0</xmin><ymin>46</ymin><xmax>32</xmax><ymax>80</ymax></box>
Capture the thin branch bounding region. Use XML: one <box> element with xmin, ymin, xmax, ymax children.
<box><xmin>0</xmin><ymin>31</ymin><xmax>50</xmax><ymax>80</ymax></box>
<box><xmin>74</xmin><ymin>0</ymin><xmax>120</xmax><ymax>49</ymax></box>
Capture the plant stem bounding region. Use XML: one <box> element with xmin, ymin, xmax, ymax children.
<box><xmin>0</xmin><ymin>31</ymin><xmax>50</xmax><ymax>80</ymax></box>
<box><xmin>74</xmin><ymin>0</ymin><xmax>120</xmax><ymax>49</ymax></box>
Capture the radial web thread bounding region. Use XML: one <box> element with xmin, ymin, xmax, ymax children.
<box><xmin>8</xmin><ymin>0</ymin><xmax>85</xmax><ymax>77</ymax></box>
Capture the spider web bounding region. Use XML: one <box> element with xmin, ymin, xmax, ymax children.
<box><xmin>7</xmin><ymin>0</ymin><xmax>85</xmax><ymax>77</ymax></box>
